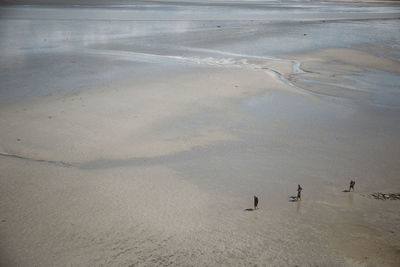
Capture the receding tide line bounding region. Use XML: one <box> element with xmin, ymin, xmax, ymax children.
<box><xmin>0</xmin><ymin>152</ymin><xmax>72</xmax><ymax>168</ymax></box>
<box><xmin>85</xmin><ymin>47</ymin><xmax>321</xmax><ymax>98</ymax></box>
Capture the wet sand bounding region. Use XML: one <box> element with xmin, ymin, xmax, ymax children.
<box><xmin>1</xmin><ymin>1</ymin><xmax>400</xmax><ymax>266</ymax></box>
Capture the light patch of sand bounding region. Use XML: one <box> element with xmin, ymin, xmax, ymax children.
<box><xmin>281</xmin><ymin>48</ymin><xmax>400</xmax><ymax>100</ymax></box>
<box><xmin>0</xmin><ymin>67</ymin><xmax>288</xmax><ymax>163</ymax></box>
<box><xmin>288</xmin><ymin>48</ymin><xmax>400</xmax><ymax>75</ymax></box>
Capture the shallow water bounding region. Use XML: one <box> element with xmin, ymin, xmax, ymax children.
<box><xmin>1</xmin><ymin>1</ymin><xmax>400</xmax><ymax>104</ymax></box>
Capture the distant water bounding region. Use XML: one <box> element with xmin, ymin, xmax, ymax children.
<box><xmin>0</xmin><ymin>0</ymin><xmax>399</xmax><ymax>103</ymax></box>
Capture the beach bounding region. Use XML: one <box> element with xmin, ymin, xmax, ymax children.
<box><xmin>1</xmin><ymin>0</ymin><xmax>400</xmax><ymax>266</ymax></box>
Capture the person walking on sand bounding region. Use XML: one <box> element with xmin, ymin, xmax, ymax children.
<box><xmin>297</xmin><ymin>184</ymin><xmax>302</xmax><ymax>201</ymax></box>
<box><xmin>254</xmin><ymin>196</ymin><xmax>259</xmax><ymax>210</ymax></box>
<box><xmin>349</xmin><ymin>180</ymin><xmax>355</xmax><ymax>192</ymax></box>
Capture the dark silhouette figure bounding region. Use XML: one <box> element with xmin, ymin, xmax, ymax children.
<box><xmin>297</xmin><ymin>184</ymin><xmax>302</xmax><ymax>201</ymax></box>
<box><xmin>349</xmin><ymin>180</ymin><xmax>355</xmax><ymax>192</ymax></box>
<box><xmin>254</xmin><ymin>196</ymin><xmax>259</xmax><ymax>210</ymax></box>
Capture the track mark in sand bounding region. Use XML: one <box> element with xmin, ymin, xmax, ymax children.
<box><xmin>0</xmin><ymin>152</ymin><xmax>72</xmax><ymax>168</ymax></box>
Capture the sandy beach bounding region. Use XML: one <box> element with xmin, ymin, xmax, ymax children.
<box><xmin>1</xmin><ymin>0</ymin><xmax>400</xmax><ymax>266</ymax></box>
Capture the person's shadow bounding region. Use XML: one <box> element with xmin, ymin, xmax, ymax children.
<box><xmin>244</xmin><ymin>208</ymin><xmax>254</xmax><ymax>211</ymax></box>
<box><xmin>342</xmin><ymin>190</ymin><xmax>350</xmax><ymax>192</ymax></box>
<box><xmin>289</xmin><ymin>196</ymin><xmax>298</xmax><ymax>202</ymax></box>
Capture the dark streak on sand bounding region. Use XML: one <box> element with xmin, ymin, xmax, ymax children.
<box><xmin>0</xmin><ymin>152</ymin><xmax>72</xmax><ymax>168</ymax></box>
<box><xmin>0</xmin><ymin>143</ymin><xmax>223</xmax><ymax>170</ymax></box>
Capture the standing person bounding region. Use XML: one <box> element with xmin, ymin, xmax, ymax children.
<box><xmin>254</xmin><ymin>196</ymin><xmax>259</xmax><ymax>210</ymax></box>
<box><xmin>349</xmin><ymin>180</ymin><xmax>355</xmax><ymax>191</ymax></box>
<box><xmin>297</xmin><ymin>184</ymin><xmax>302</xmax><ymax>201</ymax></box>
